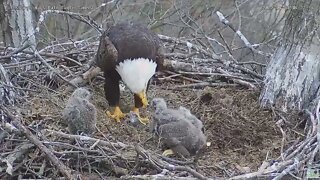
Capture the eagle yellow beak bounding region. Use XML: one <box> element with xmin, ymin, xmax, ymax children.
<box><xmin>137</xmin><ymin>90</ymin><xmax>148</xmax><ymax>108</ymax></box>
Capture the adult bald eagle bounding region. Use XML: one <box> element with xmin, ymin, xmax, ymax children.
<box><xmin>96</xmin><ymin>22</ymin><xmax>164</xmax><ymax>124</ymax></box>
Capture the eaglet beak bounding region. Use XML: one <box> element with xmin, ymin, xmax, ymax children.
<box><xmin>137</xmin><ymin>90</ymin><xmax>148</xmax><ymax>108</ymax></box>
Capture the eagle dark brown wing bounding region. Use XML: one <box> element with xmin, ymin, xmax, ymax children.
<box><xmin>107</xmin><ymin>22</ymin><xmax>164</xmax><ymax>69</ymax></box>
<box><xmin>155</xmin><ymin>45</ymin><xmax>165</xmax><ymax>71</ymax></box>
<box><xmin>95</xmin><ymin>31</ymin><xmax>118</xmax><ymax>71</ymax></box>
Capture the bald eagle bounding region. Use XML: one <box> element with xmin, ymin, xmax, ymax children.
<box><xmin>96</xmin><ymin>22</ymin><xmax>164</xmax><ymax>124</ymax></box>
<box><xmin>150</xmin><ymin>98</ymin><xmax>207</xmax><ymax>157</ymax></box>
<box><xmin>62</xmin><ymin>88</ymin><xmax>97</xmax><ymax>135</ymax></box>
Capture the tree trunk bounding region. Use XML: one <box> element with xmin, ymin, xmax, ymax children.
<box><xmin>260</xmin><ymin>0</ymin><xmax>320</xmax><ymax>111</ymax></box>
<box><xmin>0</xmin><ymin>0</ymin><xmax>36</xmax><ymax>105</ymax></box>
<box><xmin>0</xmin><ymin>0</ymin><xmax>36</xmax><ymax>47</ymax></box>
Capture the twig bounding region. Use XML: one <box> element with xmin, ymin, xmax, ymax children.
<box><xmin>1</xmin><ymin>143</ymin><xmax>34</xmax><ymax>175</ymax></box>
<box><xmin>37</xmin><ymin>10</ymin><xmax>102</xmax><ymax>34</ymax></box>
<box><xmin>276</xmin><ymin>119</ymin><xmax>286</xmax><ymax>161</ymax></box>
<box><xmin>171</xmin><ymin>82</ymin><xmax>238</xmax><ymax>89</ymax></box>
<box><xmin>177</xmin><ymin>71</ymin><xmax>259</xmax><ymax>82</ymax></box>
<box><xmin>164</xmin><ymin>70</ymin><xmax>204</xmax><ymax>83</ymax></box>
<box><xmin>135</xmin><ymin>145</ymin><xmax>209</xmax><ymax>180</ymax></box>
<box><xmin>0</xmin><ymin>43</ymin><xmax>30</xmax><ymax>60</ymax></box>
<box><xmin>237</xmin><ymin>61</ymin><xmax>267</xmax><ymax>67</ymax></box>
<box><xmin>32</xmin><ymin>47</ymin><xmax>77</xmax><ymax>88</ymax></box>
<box><xmin>158</xmin><ymin>34</ymin><xmax>213</xmax><ymax>58</ymax></box>
<box><xmin>0</xmin><ymin>63</ymin><xmax>15</xmax><ymax>104</ymax></box>
<box><xmin>43</xmin><ymin>129</ymin><xmax>130</xmax><ymax>149</ymax></box>
<box><xmin>36</xmin><ymin>52</ymin><xmax>83</xmax><ymax>66</ymax></box>
<box><xmin>216</xmin><ymin>68</ymin><xmax>258</xmax><ymax>89</ymax></box>
<box><xmin>273</xmin><ymin>157</ymin><xmax>303</xmax><ymax>180</ymax></box>
<box><xmin>134</xmin><ymin>144</ymin><xmax>162</xmax><ymax>172</ymax></box>
<box><xmin>307</xmin><ymin>99</ymin><xmax>320</xmax><ymax>166</ymax></box>
<box><xmin>160</xmin><ymin>35</ymin><xmax>264</xmax><ymax>79</ymax></box>
<box><xmin>68</xmin><ymin>66</ymin><xmax>102</xmax><ymax>91</ymax></box>
<box><xmin>42</xmin><ymin>141</ymin><xmax>101</xmax><ymax>154</ymax></box>
<box><xmin>159</xmin><ymin>155</ymin><xmax>195</xmax><ymax>166</ymax></box>
<box><xmin>1</xmin><ymin>106</ymin><xmax>74</xmax><ymax>179</ymax></box>
<box><xmin>0</xmin><ymin>82</ymin><xmax>40</xmax><ymax>93</ymax></box>
<box><xmin>120</xmin><ymin>175</ymin><xmax>198</xmax><ymax>180</ymax></box>
<box><xmin>163</xmin><ymin>59</ymin><xmax>217</xmax><ymax>74</ymax></box>
<box><xmin>229</xmin><ymin>160</ymin><xmax>293</xmax><ymax>180</ymax></box>
<box><xmin>216</xmin><ymin>11</ymin><xmax>271</xmax><ymax>58</ymax></box>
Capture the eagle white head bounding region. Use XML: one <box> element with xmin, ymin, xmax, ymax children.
<box><xmin>116</xmin><ymin>58</ymin><xmax>157</xmax><ymax>106</ymax></box>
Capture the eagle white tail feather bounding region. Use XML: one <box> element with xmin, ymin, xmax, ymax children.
<box><xmin>116</xmin><ymin>58</ymin><xmax>157</xmax><ymax>93</ymax></box>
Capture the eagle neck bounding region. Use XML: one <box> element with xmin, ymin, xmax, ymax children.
<box><xmin>115</xmin><ymin>58</ymin><xmax>157</xmax><ymax>93</ymax></box>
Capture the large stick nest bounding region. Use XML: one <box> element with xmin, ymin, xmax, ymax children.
<box><xmin>0</xmin><ymin>9</ymin><xmax>318</xmax><ymax>180</ymax></box>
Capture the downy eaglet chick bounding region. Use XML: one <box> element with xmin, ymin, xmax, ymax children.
<box><xmin>62</xmin><ymin>88</ymin><xmax>97</xmax><ymax>135</ymax></box>
<box><xmin>150</xmin><ymin>98</ymin><xmax>207</xmax><ymax>157</ymax></box>
<box><xmin>178</xmin><ymin>106</ymin><xmax>204</xmax><ymax>131</ymax></box>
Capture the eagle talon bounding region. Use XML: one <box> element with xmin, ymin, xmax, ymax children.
<box><xmin>162</xmin><ymin>149</ymin><xmax>174</xmax><ymax>156</ymax></box>
<box><xmin>132</xmin><ymin>107</ymin><xmax>149</xmax><ymax>125</ymax></box>
<box><xmin>138</xmin><ymin>116</ymin><xmax>149</xmax><ymax>125</ymax></box>
<box><xmin>106</xmin><ymin>106</ymin><xmax>125</xmax><ymax>122</ymax></box>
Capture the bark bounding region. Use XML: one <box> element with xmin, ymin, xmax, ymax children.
<box><xmin>260</xmin><ymin>0</ymin><xmax>320</xmax><ymax>111</ymax></box>
<box><xmin>0</xmin><ymin>0</ymin><xmax>37</xmax><ymax>105</ymax></box>
<box><xmin>0</xmin><ymin>0</ymin><xmax>36</xmax><ymax>47</ymax></box>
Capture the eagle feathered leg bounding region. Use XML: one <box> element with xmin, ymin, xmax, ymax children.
<box><xmin>103</xmin><ymin>70</ymin><xmax>126</xmax><ymax>122</ymax></box>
